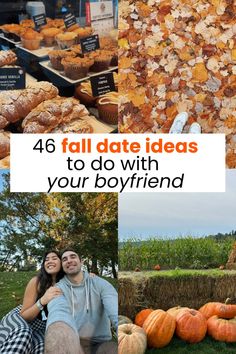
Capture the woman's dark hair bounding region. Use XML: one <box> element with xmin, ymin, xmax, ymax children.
<box><xmin>37</xmin><ymin>250</ymin><xmax>64</xmax><ymax>300</ymax></box>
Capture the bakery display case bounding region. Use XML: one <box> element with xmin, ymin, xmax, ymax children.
<box><xmin>0</xmin><ymin>0</ymin><xmax>118</xmax><ymax>169</ymax></box>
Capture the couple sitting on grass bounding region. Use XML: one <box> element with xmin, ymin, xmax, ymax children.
<box><xmin>0</xmin><ymin>248</ymin><xmax>118</xmax><ymax>354</ymax></box>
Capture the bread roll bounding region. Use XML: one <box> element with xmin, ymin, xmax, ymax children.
<box><xmin>0</xmin><ymin>130</ymin><xmax>10</xmax><ymax>159</ymax></box>
<box><xmin>0</xmin><ymin>82</ymin><xmax>58</xmax><ymax>129</ymax></box>
<box><xmin>0</xmin><ymin>50</ymin><xmax>17</xmax><ymax>67</ymax></box>
<box><xmin>22</xmin><ymin>97</ymin><xmax>93</xmax><ymax>133</ymax></box>
<box><xmin>0</xmin><ymin>155</ymin><xmax>10</xmax><ymax>169</ymax></box>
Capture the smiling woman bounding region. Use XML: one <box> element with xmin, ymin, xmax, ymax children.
<box><xmin>0</xmin><ymin>250</ymin><xmax>64</xmax><ymax>354</ymax></box>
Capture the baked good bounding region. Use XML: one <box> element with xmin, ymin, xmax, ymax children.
<box><xmin>21</xmin><ymin>29</ymin><xmax>43</xmax><ymax>50</ymax></box>
<box><xmin>0</xmin><ymin>155</ymin><xmax>10</xmax><ymax>169</ymax></box>
<box><xmin>61</xmin><ymin>57</ymin><xmax>94</xmax><ymax>80</ymax></box>
<box><xmin>48</xmin><ymin>49</ymin><xmax>76</xmax><ymax>70</ymax></box>
<box><xmin>20</xmin><ymin>19</ymin><xmax>35</xmax><ymax>28</ymax></box>
<box><xmin>0</xmin><ymin>81</ymin><xmax>58</xmax><ymax>129</ymax></box>
<box><xmin>71</xmin><ymin>44</ymin><xmax>82</xmax><ymax>56</ymax></box>
<box><xmin>55</xmin><ymin>32</ymin><xmax>77</xmax><ymax>49</ymax></box>
<box><xmin>22</xmin><ymin>97</ymin><xmax>94</xmax><ymax>133</ymax></box>
<box><xmin>67</xmin><ymin>23</ymin><xmax>80</xmax><ymax>32</ymax></box>
<box><xmin>51</xmin><ymin>119</ymin><xmax>93</xmax><ymax>133</ymax></box>
<box><xmin>0</xmin><ymin>50</ymin><xmax>17</xmax><ymax>67</ymax></box>
<box><xmin>97</xmin><ymin>92</ymin><xmax>118</xmax><ymax>124</ymax></box>
<box><xmin>88</xmin><ymin>50</ymin><xmax>112</xmax><ymax>72</ymax></box>
<box><xmin>72</xmin><ymin>27</ymin><xmax>93</xmax><ymax>42</ymax></box>
<box><xmin>40</xmin><ymin>27</ymin><xmax>62</xmax><ymax>46</ymax></box>
<box><xmin>75</xmin><ymin>81</ymin><xmax>97</xmax><ymax>107</ymax></box>
<box><xmin>0</xmin><ymin>130</ymin><xmax>10</xmax><ymax>159</ymax></box>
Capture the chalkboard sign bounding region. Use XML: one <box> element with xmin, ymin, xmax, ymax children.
<box><xmin>80</xmin><ymin>35</ymin><xmax>100</xmax><ymax>54</ymax></box>
<box><xmin>33</xmin><ymin>14</ymin><xmax>47</xmax><ymax>30</ymax></box>
<box><xmin>64</xmin><ymin>13</ymin><xmax>77</xmax><ymax>29</ymax></box>
<box><xmin>0</xmin><ymin>67</ymin><xmax>25</xmax><ymax>90</ymax></box>
<box><xmin>90</xmin><ymin>72</ymin><xmax>115</xmax><ymax>97</ymax></box>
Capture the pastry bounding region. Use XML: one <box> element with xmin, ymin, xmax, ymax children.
<box><xmin>0</xmin><ymin>155</ymin><xmax>10</xmax><ymax>169</ymax></box>
<box><xmin>21</xmin><ymin>29</ymin><xmax>43</xmax><ymax>50</ymax></box>
<box><xmin>0</xmin><ymin>50</ymin><xmax>17</xmax><ymax>67</ymax></box>
<box><xmin>48</xmin><ymin>50</ymin><xmax>76</xmax><ymax>70</ymax></box>
<box><xmin>22</xmin><ymin>97</ymin><xmax>93</xmax><ymax>133</ymax></box>
<box><xmin>61</xmin><ymin>57</ymin><xmax>94</xmax><ymax>80</ymax></box>
<box><xmin>40</xmin><ymin>27</ymin><xmax>62</xmax><ymax>47</ymax></box>
<box><xmin>55</xmin><ymin>32</ymin><xmax>77</xmax><ymax>49</ymax></box>
<box><xmin>87</xmin><ymin>50</ymin><xmax>112</xmax><ymax>72</ymax></box>
<box><xmin>75</xmin><ymin>81</ymin><xmax>98</xmax><ymax>107</ymax></box>
<box><xmin>97</xmin><ymin>92</ymin><xmax>118</xmax><ymax>125</ymax></box>
<box><xmin>0</xmin><ymin>130</ymin><xmax>10</xmax><ymax>160</ymax></box>
<box><xmin>0</xmin><ymin>81</ymin><xmax>58</xmax><ymax>129</ymax></box>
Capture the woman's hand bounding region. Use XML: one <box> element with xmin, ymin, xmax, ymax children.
<box><xmin>40</xmin><ymin>286</ymin><xmax>62</xmax><ymax>306</ymax></box>
<box><xmin>89</xmin><ymin>272</ymin><xmax>97</xmax><ymax>278</ymax></box>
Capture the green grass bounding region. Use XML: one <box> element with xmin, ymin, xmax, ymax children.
<box><xmin>146</xmin><ymin>336</ymin><xmax>236</xmax><ymax>353</ymax></box>
<box><xmin>120</xmin><ymin>269</ymin><xmax>236</xmax><ymax>279</ymax></box>
<box><xmin>0</xmin><ymin>271</ymin><xmax>118</xmax><ymax>319</ymax></box>
<box><xmin>0</xmin><ymin>271</ymin><xmax>36</xmax><ymax>318</ymax></box>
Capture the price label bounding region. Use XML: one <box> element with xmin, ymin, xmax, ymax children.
<box><xmin>0</xmin><ymin>67</ymin><xmax>25</xmax><ymax>90</ymax></box>
<box><xmin>90</xmin><ymin>72</ymin><xmax>115</xmax><ymax>97</ymax></box>
<box><xmin>33</xmin><ymin>13</ymin><xmax>47</xmax><ymax>30</ymax></box>
<box><xmin>80</xmin><ymin>35</ymin><xmax>100</xmax><ymax>53</ymax></box>
<box><xmin>64</xmin><ymin>12</ymin><xmax>77</xmax><ymax>29</ymax></box>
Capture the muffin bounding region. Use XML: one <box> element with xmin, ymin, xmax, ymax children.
<box><xmin>1</xmin><ymin>24</ymin><xmax>24</xmax><ymax>41</ymax></box>
<box><xmin>67</xmin><ymin>23</ymin><xmax>80</xmax><ymax>32</ymax></box>
<box><xmin>75</xmin><ymin>81</ymin><xmax>98</xmax><ymax>107</ymax></box>
<box><xmin>48</xmin><ymin>49</ymin><xmax>76</xmax><ymax>70</ymax></box>
<box><xmin>71</xmin><ymin>44</ymin><xmax>82</xmax><ymax>57</ymax></box>
<box><xmin>88</xmin><ymin>50</ymin><xmax>112</xmax><ymax>72</ymax></box>
<box><xmin>97</xmin><ymin>91</ymin><xmax>118</xmax><ymax>124</ymax></box>
<box><xmin>21</xmin><ymin>29</ymin><xmax>43</xmax><ymax>50</ymax></box>
<box><xmin>72</xmin><ymin>27</ymin><xmax>94</xmax><ymax>42</ymax></box>
<box><xmin>41</xmin><ymin>27</ymin><xmax>62</xmax><ymax>46</ymax></box>
<box><xmin>61</xmin><ymin>57</ymin><xmax>94</xmax><ymax>80</ymax></box>
<box><xmin>20</xmin><ymin>19</ymin><xmax>35</xmax><ymax>28</ymax></box>
<box><xmin>55</xmin><ymin>32</ymin><xmax>77</xmax><ymax>49</ymax></box>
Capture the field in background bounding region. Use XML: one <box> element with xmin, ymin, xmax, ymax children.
<box><xmin>119</xmin><ymin>236</ymin><xmax>235</xmax><ymax>270</ymax></box>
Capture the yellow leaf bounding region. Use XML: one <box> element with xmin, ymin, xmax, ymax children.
<box><xmin>119</xmin><ymin>38</ymin><xmax>130</xmax><ymax>49</ymax></box>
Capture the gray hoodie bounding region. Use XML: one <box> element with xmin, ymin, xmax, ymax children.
<box><xmin>46</xmin><ymin>271</ymin><xmax>118</xmax><ymax>343</ymax></box>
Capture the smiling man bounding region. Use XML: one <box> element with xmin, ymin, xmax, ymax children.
<box><xmin>44</xmin><ymin>248</ymin><xmax>118</xmax><ymax>354</ymax></box>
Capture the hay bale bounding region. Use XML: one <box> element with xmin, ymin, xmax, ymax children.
<box><xmin>119</xmin><ymin>274</ymin><xmax>236</xmax><ymax>319</ymax></box>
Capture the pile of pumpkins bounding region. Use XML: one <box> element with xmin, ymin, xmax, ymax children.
<box><xmin>118</xmin><ymin>299</ymin><xmax>236</xmax><ymax>354</ymax></box>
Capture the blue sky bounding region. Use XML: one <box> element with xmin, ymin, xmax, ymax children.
<box><xmin>119</xmin><ymin>170</ymin><xmax>236</xmax><ymax>240</ymax></box>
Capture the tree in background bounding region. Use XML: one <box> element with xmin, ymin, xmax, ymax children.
<box><xmin>0</xmin><ymin>174</ymin><xmax>117</xmax><ymax>277</ymax></box>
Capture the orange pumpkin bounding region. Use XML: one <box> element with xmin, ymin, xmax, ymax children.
<box><xmin>176</xmin><ymin>309</ymin><xmax>207</xmax><ymax>343</ymax></box>
<box><xmin>135</xmin><ymin>309</ymin><xmax>153</xmax><ymax>327</ymax></box>
<box><xmin>118</xmin><ymin>323</ymin><xmax>147</xmax><ymax>354</ymax></box>
<box><xmin>143</xmin><ymin>309</ymin><xmax>176</xmax><ymax>348</ymax></box>
<box><xmin>207</xmin><ymin>316</ymin><xmax>236</xmax><ymax>342</ymax></box>
<box><xmin>154</xmin><ymin>264</ymin><xmax>161</xmax><ymax>271</ymax></box>
<box><xmin>167</xmin><ymin>306</ymin><xmax>190</xmax><ymax>319</ymax></box>
<box><xmin>199</xmin><ymin>299</ymin><xmax>236</xmax><ymax>319</ymax></box>
<box><xmin>217</xmin><ymin>299</ymin><xmax>236</xmax><ymax>319</ymax></box>
<box><xmin>199</xmin><ymin>302</ymin><xmax>222</xmax><ymax>319</ymax></box>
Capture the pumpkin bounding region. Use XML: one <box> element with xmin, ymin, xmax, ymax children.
<box><xmin>143</xmin><ymin>309</ymin><xmax>176</xmax><ymax>348</ymax></box>
<box><xmin>207</xmin><ymin>316</ymin><xmax>236</xmax><ymax>342</ymax></box>
<box><xmin>135</xmin><ymin>309</ymin><xmax>153</xmax><ymax>327</ymax></box>
<box><xmin>167</xmin><ymin>306</ymin><xmax>190</xmax><ymax>319</ymax></box>
<box><xmin>199</xmin><ymin>302</ymin><xmax>222</xmax><ymax>319</ymax></box>
<box><xmin>199</xmin><ymin>299</ymin><xmax>236</xmax><ymax>319</ymax></box>
<box><xmin>118</xmin><ymin>323</ymin><xmax>147</xmax><ymax>354</ymax></box>
<box><xmin>118</xmin><ymin>315</ymin><xmax>133</xmax><ymax>325</ymax></box>
<box><xmin>176</xmin><ymin>309</ymin><xmax>207</xmax><ymax>343</ymax></box>
<box><xmin>154</xmin><ymin>264</ymin><xmax>161</xmax><ymax>271</ymax></box>
<box><xmin>217</xmin><ymin>299</ymin><xmax>236</xmax><ymax>319</ymax></box>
